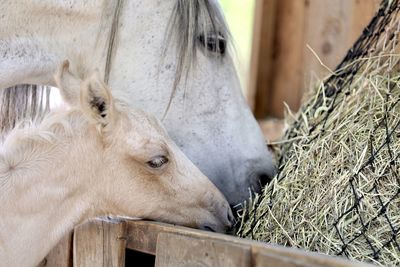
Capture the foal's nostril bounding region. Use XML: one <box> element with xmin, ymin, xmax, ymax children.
<box><xmin>258</xmin><ymin>173</ymin><xmax>272</xmax><ymax>187</ymax></box>
<box><xmin>227</xmin><ymin>208</ymin><xmax>235</xmax><ymax>225</ymax></box>
<box><xmin>202</xmin><ymin>225</ymin><xmax>216</xmax><ymax>232</ymax></box>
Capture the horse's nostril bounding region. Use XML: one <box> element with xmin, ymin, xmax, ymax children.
<box><xmin>258</xmin><ymin>173</ymin><xmax>272</xmax><ymax>187</ymax></box>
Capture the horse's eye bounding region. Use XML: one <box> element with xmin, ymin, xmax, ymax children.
<box><xmin>198</xmin><ymin>32</ymin><xmax>226</xmax><ymax>55</ymax></box>
<box><xmin>147</xmin><ymin>155</ymin><xmax>169</xmax><ymax>169</ymax></box>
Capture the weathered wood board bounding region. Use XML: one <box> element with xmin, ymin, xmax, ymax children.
<box><xmin>249</xmin><ymin>0</ymin><xmax>381</xmax><ymax>118</ymax></box>
<box><xmin>155</xmin><ymin>233</ymin><xmax>251</xmax><ymax>267</ymax></box>
<box><xmin>73</xmin><ymin>220</ymin><xmax>127</xmax><ymax>267</ymax></box>
<box><xmin>126</xmin><ymin>221</ymin><xmax>373</xmax><ymax>267</ymax></box>
<box><xmin>38</xmin><ymin>220</ymin><xmax>375</xmax><ymax>267</ymax></box>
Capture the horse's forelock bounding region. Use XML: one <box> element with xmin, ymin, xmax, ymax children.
<box><xmin>162</xmin><ymin>0</ymin><xmax>231</xmax><ymax>116</ymax></box>
<box><xmin>169</xmin><ymin>0</ymin><xmax>231</xmax><ymax>82</ymax></box>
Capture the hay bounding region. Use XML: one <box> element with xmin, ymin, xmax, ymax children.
<box><xmin>236</xmin><ymin>1</ymin><xmax>400</xmax><ymax>266</ymax></box>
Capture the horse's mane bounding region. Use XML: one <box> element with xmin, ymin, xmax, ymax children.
<box><xmin>0</xmin><ymin>85</ymin><xmax>51</xmax><ymax>139</ymax></box>
<box><xmin>0</xmin><ymin>0</ymin><xmax>230</xmax><ymax>136</ymax></box>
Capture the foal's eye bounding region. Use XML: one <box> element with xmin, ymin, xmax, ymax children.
<box><xmin>147</xmin><ymin>155</ymin><xmax>169</xmax><ymax>169</ymax></box>
<box><xmin>198</xmin><ymin>32</ymin><xmax>226</xmax><ymax>55</ymax></box>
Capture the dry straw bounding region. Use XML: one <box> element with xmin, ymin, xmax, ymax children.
<box><xmin>236</xmin><ymin>1</ymin><xmax>400</xmax><ymax>266</ymax></box>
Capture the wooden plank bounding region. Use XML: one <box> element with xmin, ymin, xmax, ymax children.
<box><xmin>302</xmin><ymin>0</ymin><xmax>354</xmax><ymax>96</ymax></box>
<box><xmin>37</xmin><ymin>232</ymin><xmax>73</xmax><ymax>267</ymax></box>
<box><xmin>267</xmin><ymin>0</ymin><xmax>307</xmax><ymax>118</ymax></box>
<box><xmin>300</xmin><ymin>0</ymin><xmax>380</xmax><ymax>103</ymax></box>
<box><xmin>248</xmin><ymin>0</ymin><xmax>277</xmax><ymax>117</ymax></box>
<box><xmin>126</xmin><ymin>219</ymin><xmax>159</xmax><ymax>255</ymax></box>
<box><xmin>252</xmin><ymin>249</ymin><xmax>321</xmax><ymax>267</ymax></box>
<box><xmin>251</xmin><ymin>0</ymin><xmax>307</xmax><ymax>119</ymax></box>
<box><xmin>250</xmin><ymin>0</ymin><xmax>380</xmax><ymax>119</ymax></box>
<box><xmin>126</xmin><ymin>221</ymin><xmax>373</xmax><ymax>267</ymax></box>
<box><xmin>155</xmin><ymin>233</ymin><xmax>251</xmax><ymax>267</ymax></box>
<box><xmin>349</xmin><ymin>0</ymin><xmax>381</xmax><ymax>47</ymax></box>
<box><xmin>73</xmin><ymin>220</ymin><xmax>127</xmax><ymax>267</ymax></box>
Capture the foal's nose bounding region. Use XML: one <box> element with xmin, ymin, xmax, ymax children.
<box><xmin>221</xmin><ymin>202</ymin><xmax>235</xmax><ymax>231</ymax></box>
<box><xmin>200</xmin><ymin>203</ymin><xmax>234</xmax><ymax>233</ymax></box>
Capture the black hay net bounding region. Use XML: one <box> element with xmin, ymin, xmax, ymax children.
<box><xmin>238</xmin><ymin>0</ymin><xmax>400</xmax><ymax>265</ymax></box>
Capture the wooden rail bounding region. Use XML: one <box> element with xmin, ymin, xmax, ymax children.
<box><xmin>38</xmin><ymin>220</ymin><xmax>374</xmax><ymax>267</ymax></box>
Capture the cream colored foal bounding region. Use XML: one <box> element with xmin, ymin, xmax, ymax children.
<box><xmin>0</xmin><ymin>62</ymin><xmax>232</xmax><ymax>266</ymax></box>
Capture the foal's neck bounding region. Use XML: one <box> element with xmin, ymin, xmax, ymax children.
<box><xmin>0</xmin><ymin>110</ymin><xmax>102</xmax><ymax>266</ymax></box>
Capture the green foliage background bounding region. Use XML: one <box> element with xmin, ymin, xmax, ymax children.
<box><xmin>220</xmin><ymin>0</ymin><xmax>255</xmax><ymax>93</ymax></box>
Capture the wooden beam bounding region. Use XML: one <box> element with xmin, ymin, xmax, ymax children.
<box><xmin>155</xmin><ymin>233</ymin><xmax>251</xmax><ymax>267</ymax></box>
<box><xmin>267</xmin><ymin>0</ymin><xmax>307</xmax><ymax>118</ymax></box>
<box><xmin>126</xmin><ymin>220</ymin><xmax>373</xmax><ymax>267</ymax></box>
<box><xmin>252</xmin><ymin>249</ymin><xmax>321</xmax><ymax>267</ymax></box>
<box><xmin>250</xmin><ymin>0</ymin><xmax>307</xmax><ymax>119</ymax></box>
<box><xmin>302</xmin><ymin>0</ymin><xmax>354</xmax><ymax>96</ymax></box>
<box><xmin>349</xmin><ymin>0</ymin><xmax>381</xmax><ymax>47</ymax></box>
<box><xmin>39</xmin><ymin>220</ymin><xmax>376</xmax><ymax>266</ymax></box>
<box><xmin>248</xmin><ymin>0</ymin><xmax>277</xmax><ymax>118</ymax></box>
<box><xmin>73</xmin><ymin>220</ymin><xmax>127</xmax><ymax>267</ymax></box>
<box><xmin>249</xmin><ymin>0</ymin><xmax>380</xmax><ymax>119</ymax></box>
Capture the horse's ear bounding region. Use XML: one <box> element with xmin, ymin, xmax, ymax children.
<box><xmin>54</xmin><ymin>60</ymin><xmax>80</xmax><ymax>106</ymax></box>
<box><xmin>80</xmin><ymin>71</ymin><xmax>115</xmax><ymax>128</ymax></box>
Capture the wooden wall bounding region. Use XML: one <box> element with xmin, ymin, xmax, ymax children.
<box><xmin>249</xmin><ymin>0</ymin><xmax>381</xmax><ymax>119</ymax></box>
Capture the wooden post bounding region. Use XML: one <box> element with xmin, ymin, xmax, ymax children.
<box><xmin>267</xmin><ymin>0</ymin><xmax>306</xmax><ymax>118</ymax></box>
<box><xmin>250</xmin><ymin>0</ymin><xmax>306</xmax><ymax>119</ymax></box>
<box><xmin>302</xmin><ymin>0</ymin><xmax>353</xmax><ymax>93</ymax></box>
<box><xmin>248</xmin><ymin>0</ymin><xmax>277</xmax><ymax>117</ymax></box>
<box><xmin>73</xmin><ymin>220</ymin><xmax>127</xmax><ymax>267</ymax></box>
<box><xmin>349</xmin><ymin>0</ymin><xmax>382</xmax><ymax>47</ymax></box>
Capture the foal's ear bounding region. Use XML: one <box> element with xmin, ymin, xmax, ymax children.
<box><xmin>80</xmin><ymin>71</ymin><xmax>115</xmax><ymax>127</ymax></box>
<box><xmin>54</xmin><ymin>60</ymin><xmax>80</xmax><ymax>106</ymax></box>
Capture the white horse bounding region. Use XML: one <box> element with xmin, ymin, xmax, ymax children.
<box><xmin>0</xmin><ymin>62</ymin><xmax>233</xmax><ymax>267</ymax></box>
<box><xmin>0</xmin><ymin>0</ymin><xmax>275</xmax><ymax>205</ymax></box>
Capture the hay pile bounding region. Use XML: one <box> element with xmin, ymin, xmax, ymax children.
<box><xmin>237</xmin><ymin>1</ymin><xmax>400</xmax><ymax>266</ymax></box>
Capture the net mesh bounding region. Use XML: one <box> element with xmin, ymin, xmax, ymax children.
<box><xmin>237</xmin><ymin>1</ymin><xmax>400</xmax><ymax>266</ymax></box>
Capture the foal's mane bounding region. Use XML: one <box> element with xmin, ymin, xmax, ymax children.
<box><xmin>0</xmin><ymin>0</ymin><xmax>230</xmax><ymax>136</ymax></box>
<box><xmin>2</xmin><ymin>109</ymin><xmax>87</xmax><ymax>147</ymax></box>
<box><xmin>0</xmin><ymin>108</ymin><xmax>88</xmax><ymax>187</ymax></box>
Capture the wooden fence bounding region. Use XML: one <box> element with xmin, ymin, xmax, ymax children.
<box><xmin>38</xmin><ymin>220</ymin><xmax>375</xmax><ymax>267</ymax></box>
<box><xmin>248</xmin><ymin>0</ymin><xmax>381</xmax><ymax>118</ymax></box>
